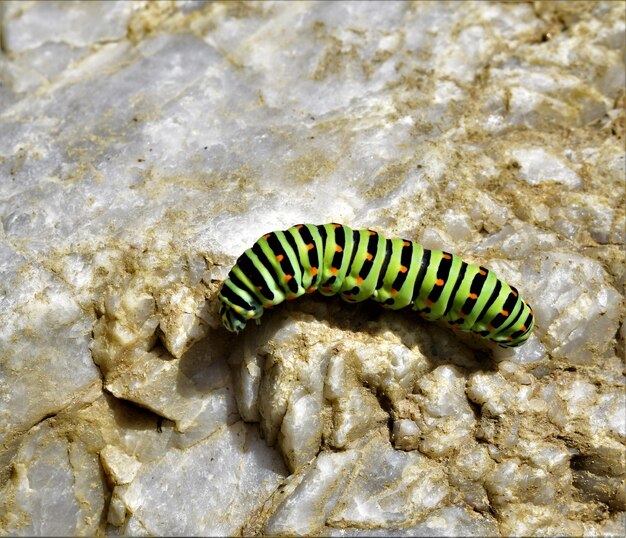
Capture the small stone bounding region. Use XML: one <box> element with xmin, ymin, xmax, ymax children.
<box><xmin>510</xmin><ymin>147</ymin><xmax>581</xmax><ymax>189</ymax></box>
<box><xmin>99</xmin><ymin>445</ymin><xmax>142</xmax><ymax>486</ymax></box>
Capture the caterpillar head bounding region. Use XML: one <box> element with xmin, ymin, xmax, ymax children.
<box><xmin>219</xmin><ymin>303</ymin><xmax>249</xmax><ymax>333</ymax></box>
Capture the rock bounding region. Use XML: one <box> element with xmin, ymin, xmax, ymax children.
<box><xmin>1</xmin><ymin>1</ymin><xmax>624</xmax><ymax>535</ymax></box>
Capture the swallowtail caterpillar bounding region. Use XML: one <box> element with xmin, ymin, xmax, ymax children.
<box><xmin>219</xmin><ymin>223</ymin><xmax>534</xmax><ymax>347</ymax></box>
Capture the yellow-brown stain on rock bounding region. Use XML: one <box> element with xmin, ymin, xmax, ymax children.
<box><xmin>285</xmin><ymin>152</ymin><xmax>338</xmax><ymax>186</ymax></box>
<box><xmin>365</xmin><ymin>161</ymin><xmax>413</xmax><ymax>200</ymax></box>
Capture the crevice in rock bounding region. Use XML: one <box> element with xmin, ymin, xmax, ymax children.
<box><xmin>31</xmin><ymin>411</ymin><xmax>58</xmax><ymax>428</ymax></box>
<box><xmin>101</xmin><ymin>386</ymin><xmax>175</xmax><ymax>427</ymax></box>
<box><xmin>368</xmin><ymin>385</ymin><xmax>396</xmax><ymax>444</ymax></box>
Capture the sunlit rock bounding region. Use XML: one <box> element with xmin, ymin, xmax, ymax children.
<box><xmin>100</xmin><ymin>445</ymin><xmax>142</xmax><ymax>486</ymax></box>
<box><xmin>114</xmin><ymin>421</ymin><xmax>286</xmax><ymax>535</ymax></box>
<box><xmin>510</xmin><ymin>147</ymin><xmax>582</xmax><ymax>189</ymax></box>
<box><xmin>1</xmin><ymin>0</ymin><xmax>624</xmax><ymax>535</ymax></box>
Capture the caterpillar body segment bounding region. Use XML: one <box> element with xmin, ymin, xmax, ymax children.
<box><xmin>219</xmin><ymin>224</ymin><xmax>534</xmax><ymax>347</ymax></box>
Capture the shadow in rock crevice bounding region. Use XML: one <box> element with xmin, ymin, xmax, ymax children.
<box><xmin>238</xmin><ymin>293</ymin><xmax>499</xmax><ymax>376</ymax></box>
<box><xmin>175</xmin><ymin>329</ymin><xmax>232</xmax><ymax>398</ymax></box>
<box><xmin>104</xmin><ymin>391</ymin><xmax>174</xmax><ymax>434</ymax></box>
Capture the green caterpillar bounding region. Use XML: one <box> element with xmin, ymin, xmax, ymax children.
<box><xmin>219</xmin><ymin>223</ymin><xmax>534</xmax><ymax>347</ymax></box>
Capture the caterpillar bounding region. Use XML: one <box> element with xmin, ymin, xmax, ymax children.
<box><xmin>219</xmin><ymin>223</ymin><xmax>534</xmax><ymax>347</ymax></box>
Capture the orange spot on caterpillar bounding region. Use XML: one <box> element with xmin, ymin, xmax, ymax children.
<box><xmin>307</xmin><ymin>243</ymin><xmax>314</xmax><ymax>250</ymax></box>
<box><xmin>488</xmin><ymin>324</ymin><xmax>494</xmax><ymax>331</ymax></box>
<box><xmin>356</xmin><ymin>277</ymin><xmax>364</xmax><ymax>284</ymax></box>
<box><xmin>247</xmin><ymin>312</ymin><xmax>255</xmax><ymax>318</ymax></box>
<box><xmin>287</xmin><ymin>295</ymin><xmax>296</xmax><ymax>301</ymax></box>
<box><xmin>403</xmin><ymin>241</ymin><xmax>411</xmax><ymax>246</ymax></box>
<box><xmin>442</xmin><ymin>254</ymin><xmax>452</xmax><ymax>260</ymax></box>
<box><xmin>369</xmin><ymin>230</ymin><xmax>377</xmax><ymax>235</ymax></box>
<box><xmin>330</xmin><ymin>267</ymin><xmax>338</xmax><ymax>274</ymax></box>
<box><xmin>263</xmin><ymin>233</ymin><xmax>271</xmax><ymax>239</ymax></box>
<box><xmin>459</xmin><ymin>312</ymin><xmax>466</xmax><ymax>318</ymax></box>
<box><xmin>399</xmin><ymin>266</ymin><xmax>408</xmax><ymax>273</ymax></box>
<box><xmin>322</xmin><ymin>286</ymin><xmax>332</xmax><ymax>292</ymax></box>
<box><xmin>335</xmin><ymin>245</ymin><xmax>343</xmax><ymax>253</ymax></box>
<box><xmin>391</xmin><ymin>289</ymin><xmax>398</xmax><ymax>296</ymax></box>
<box><xmin>332</xmin><ymin>223</ymin><xmax>341</xmax><ymax>228</ymax></box>
<box><xmin>306</xmin><ymin>286</ymin><xmax>316</xmax><ymax>293</ymax></box>
<box><xmin>296</xmin><ymin>224</ymin><xmax>303</xmax><ymax>229</ymax></box>
<box><xmin>264</xmin><ymin>303</ymin><xmax>272</xmax><ymax>308</ymax></box>
<box><xmin>311</xmin><ymin>267</ymin><xmax>318</xmax><ymax>275</ymax></box>
<box><xmin>508</xmin><ymin>336</ymin><xmax>513</xmax><ymax>341</ymax></box>
<box><xmin>276</xmin><ymin>254</ymin><xmax>284</xmax><ymax>262</ymax></box>
<box><xmin>284</xmin><ymin>274</ymin><xmax>292</xmax><ymax>281</ymax></box>
<box><xmin>426</xmin><ymin>299</ymin><xmax>433</xmax><ymax>306</ymax></box>
<box><xmin>436</xmin><ymin>279</ymin><xmax>445</xmax><ymax>286</ymax></box>
<box><xmin>469</xmin><ymin>293</ymin><xmax>478</xmax><ymax>300</ymax></box>
<box><xmin>257</xmin><ymin>286</ymin><xmax>263</xmax><ymax>290</ymax></box>
<box><xmin>479</xmin><ymin>270</ymin><xmax>487</xmax><ymax>276</ymax></box>
<box><xmin>520</xmin><ymin>325</ymin><xmax>527</xmax><ymax>331</ymax></box>
<box><xmin>365</xmin><ymin>253</ymin><xmax>373</xmax><ymax>261</ymax></box>
<box><xmin>501</xmin><ymin>310</ymin><xmax>509</xmax><ymax>316</ymax></box>
<box><xmin>512</xmin><ymin>290</ymin><xmax>518</xmax><ymax>297</ymax></box>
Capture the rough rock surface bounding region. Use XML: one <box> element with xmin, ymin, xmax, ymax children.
<box><xmin>0</xmin><ymin>1</ymin><xmax>624</xmax><ymax>536</ymax></box>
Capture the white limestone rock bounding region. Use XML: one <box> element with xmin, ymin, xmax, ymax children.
<box><xmin>1</xmin><ymin>1</ymin><xmax>134</xmax><ymax>53</ymax></box>
<box><xmin>392</xmin><ymin>419</ymin><xmax>421</xmax><ymax>451</ymax></box>
<box><xmin>0</xmin><ymin>0</ymin><xmax>624</xmax><ymax>536</ymax></box>
<box><xmin>0</xmin><ymin>420</ymin><xmax>106</xmax><ymax>536</ymax></box>
<box><xmin>408</xmin><ymin>365</ymin><xmax>476</xmax><ymax>458</ymax></box>
<box><xmin>327</xmin><ymin>437</ymin><xmax>449</xmax><ymax>528</ymax></box>
<box><xmin>263</xmin><ymin>449</ymin><xmax>361</xmax><ymax>536</ymax></box>
<box><xmin>330</xmin><ymin>386</ymin><xmax>388</xmax><ymax>450</ymax></box>
<box><xmin>0</xmin><ymin>392</ymin><xmax>287</xmax><ymax>535</ymax></box>
<box><xmin>103</xmin><ymin>344</ymin><xmax>239</xmax><ymax>436</ymax></box>
<box><xmin>510</xmin><ymin>147</ymin><xmax>582</xmax><ymax>189</ymax></box>
<box><xmin>87</xmin><ymin>252</ymin><xmax>231</xmax><ymax>434</ymax></box>
<box><xmin>483</xmin><ymin>457</ymin><xmax>565</xmax><ymax>506</ymax></box>
<box><xmin>326</xmin><ymin>507</ymin><xmax>498</xmax><ymax>537</ymax></box>
<box><xmin>229</xmin><ymin>311</ymin><xmax>458</xmax><ymax>470</ymax></box>
<box><xmin>497</xmin><ymin>503</ymin><xmax>584</xmax><ymax>536</ymax></box>
<box><xmin>278</xmin><ymin>387</ymin><xmax>324</xmax><ymax>472</ymax></box>
<box><xmin>521</xmin><ymin>253</ymin><xmax>621</xmax><ymax>364</ymax></box>
<box><xmin>263</xmin><ymin>434</ymin><xmax>455</xmax><ymax>536</ymax></box>
<box><xmin>230</xmin><ymin>339</ymin><xmax>264</xmax><ymax>422</ymax></box>
<box><xmin>466</xmin><ymin>371</ymin><xmax>521</xmax><ymax>416</ymax></box>
<box><xmin>155</xmin><ymin>284</ymin><xmax>211</xmax><ymax>359</ymax></box>
<box><xmin>114</xmin><ymin>421</ymin><xmax>286</xmax><ymax>535</ymax></box>
<box><xmin>100</xmin><ymin>445</ymin><xmax>142</xmax><ymax>486</ymax></box>
<box><xmin>107</xmin><ymin>493</ymin><xmax>128</xmax><ymax>527</ymax></box>
<box><xmin>0</xmin><ymin>247</ymin><xmax>101</xmax><ymax>471</ymax></box>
